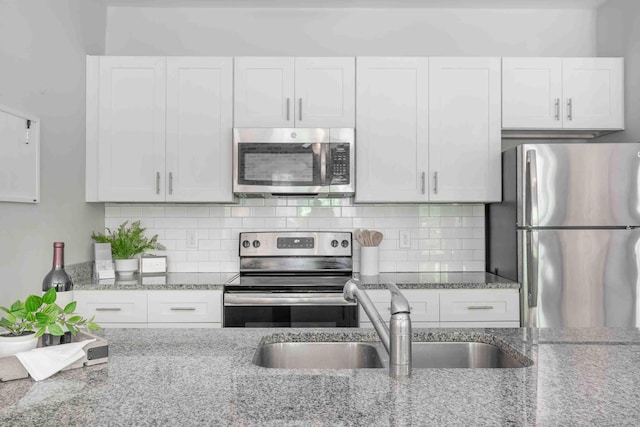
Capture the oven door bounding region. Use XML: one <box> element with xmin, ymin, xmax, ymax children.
<box><xmin>223</xmin><ymin>292</ymin><xmax>358</xmax><ymax>328</ymax></box>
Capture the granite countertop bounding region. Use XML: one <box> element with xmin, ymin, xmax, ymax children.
<box><xmin>74</xmin><ymin>271</ymin><xmax>519</xmax><ymax>291</ymax></box>
<box><xmin>1</xmin><ymin>327</ymin><xmax>639</xmax><ymax>426</ymax></box>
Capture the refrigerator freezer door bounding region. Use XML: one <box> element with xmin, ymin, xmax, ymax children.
<box><xmin>521</xmin><ymin>228</ymin><xmax>640</xmax><ymax>327</ymax></box>
<box><xmin>519</xmin><ymin>143</ymin><xmax>640</xmax><ymax>227</ymax></box>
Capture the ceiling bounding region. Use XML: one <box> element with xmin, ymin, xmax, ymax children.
<box><xmin>103</xmin><ymin>0</ymin><xmax>609</xmax><ymax>9</ymax></box>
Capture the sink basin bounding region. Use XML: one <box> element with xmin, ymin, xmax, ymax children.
<box><xmin>253</xmin><ymin>341</ymin><xmax>384</xmax><ymax>369</ymax></box>
<box><xmin>377</xmin><ymin>342</ymin><xmax>530</xmax><ymax>369</ymax></box>
<box><xmin>253</xmin><ymin>339</ymin><xmax>532</xmax><ymax>369</ymax></box>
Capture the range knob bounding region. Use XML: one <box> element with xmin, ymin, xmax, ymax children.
<box><xmin>252</xmin><ymin>240</ymin><xmax>261</xmax><ymax>248</ymax></box>
<box><xmin>341</xmin><ymin>240</ymin><xmax>350</xmax><ymax>248</ymax></box>
<box><xmin>331</xmin><ymin>239</ymin><xmax>339</xmax><ymax>248</ymax></box>
<box><xmin>242</xmin><ymin>240</ymin><xmax>251</xmax><ymax>248</ymax></box>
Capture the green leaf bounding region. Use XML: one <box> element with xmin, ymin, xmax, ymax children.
<box><xmin>24</xmin><ymin>295</ymin><xmax>43</xmax><ymax>312</ymax></box>
<box><xmin>87</xmin><ymin>322</ymin><xmax>101</xmax><ymax>331</ymax></box>
<box><xmin>26</xmin><ymin>312</ymin><xmax>36</xmax><ymax>322</ymax></box>
<box><xmin>63</xmin><ymin>301</ymin><xmax>77</xmax><ymax>314</ymax></box>
<box><xmin>35</xmin><ymin>312</ymin><xmax>49</xmax><ymax>323</ymax></box>
<box><xmin>4</xmin><ymin>313</ymin><xmax>16</xmax><ymax>324</ymax></box>
<box><xmin>42</xmin><ymin>288</ymin><xmax>56</xmax><ymax>304</ymax></box>
<box><xmin>12</xmin><ymin>309</ymin><xmax>27</xmax><ymax>319</ymax></box>
<box><xmin>43</xmin><ymin>304</ymin><xmax>59</xmax><ymax>315</ymax></box>
<box><xmin>10</xmin><ymin>300</ymin><xmax>22</xmax><ymax>311</ymax></box>
<box><xmin>34</xmin><ymin>327</ymin><xmax>46</xmax><ymax>338</ymax></box>
<box><xmin>67</xmin><ymin>315</ymin><xmax>82</xmax><ymax>323</ymax></box>
<box><xmin>66</xmin><ymin>324</ymin><xmax>77</xmax><ymax>335</ymax></box>
<box><xmin>48</xmin><ymin>324</ymin><xmax>64</xmax><ymax>336</ymax></box>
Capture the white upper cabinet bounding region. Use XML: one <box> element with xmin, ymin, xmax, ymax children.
<box><xmin>502</xmin><ymin>57</ymin><xmax>624</xmax><ymax>130</ymax></box>
<box><xmin>94</xmin><ymin>56</ymin><xmax>167</xmax><ymax>202</ymax></box>
<box><xmin>234</xmin><ymin>57</ymin><xmax>355</xmax><ymax>128</ymax></box>
<box><xmin>356</xmin><ymin>57</ymin><xmax>429</xmax><ymax>203</ymax></box>
<box><xmin>86</xmin><ymin>56</ymin><xmax>234</xmax><ymax>202</ymax></box>
<box><xmin>166</xmin><ymin>57</ymin><xmax>233</xmax><ymax>202</ymax></box>
<box><xmin>429</xmin><ymin>57</ymin><xmax>501</xmax><ymax>202</ymax></box>
<box><xmin>562</xmin><ymin>58</ymin><xmax>624</xmax><ymax>129</ymax></box>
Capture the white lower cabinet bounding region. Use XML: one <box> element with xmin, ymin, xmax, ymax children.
<box><xmin>75</xmin><ymin>290</ymin><xmax>222</xmax><ymax>328</ymax></box>
<box><xmin>358</xmin><ymin>289</ymin><xmax>519</xmax><ymax>328</ymax></box>
<box><xmin>147</xmin><ymin>290</ymin><xmax>222</xmax><ymax>327</ymax></box>
<box><xmin>439</xmin><ymin>290</ymin><xmax>520</xmax><ymax>325</ymax></box>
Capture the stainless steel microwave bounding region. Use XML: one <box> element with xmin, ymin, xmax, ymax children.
<box><xmin>233</xmin><ymin>128</ymin><xmax>354</xmax><ymax>197</ymax></box>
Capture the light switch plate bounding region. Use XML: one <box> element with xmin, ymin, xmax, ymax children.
<box><xmin>399</xmin><ymin>230</ymin><xmax>411</xmax><ymax>249</ymax></box>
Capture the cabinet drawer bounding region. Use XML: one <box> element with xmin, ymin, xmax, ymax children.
<box><xmin>439</xmin><ymin>291</ymin><xmax>519</xmax><ymax>322</ymax></box>
<box><xmin>358</xmin><ymin>290</ymin><xmax>439</xmax><ymax>324</ymax></box>
<box><xmin>147</xmin><ymin>291</ymin><xmax>222</xmax><ymax>323</ymax></box>
<box><xmin>75</xmin><ymin>291</ymin><xmax>147</xmax><ymax>323</ymax></box>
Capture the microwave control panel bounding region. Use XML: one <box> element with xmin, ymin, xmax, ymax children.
<box><xmin>330</xmin><ymin>144</ymin><xmax>350</xmax><ymax>184</ymax></box>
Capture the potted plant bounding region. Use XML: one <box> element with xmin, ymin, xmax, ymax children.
<box><xmin>91</xmin><ymin>220</ymin><xmax>165</xmax><ymax>276</ymax></box>
<box><xmin>0</xmin><ymin>288</ymin><xmax>100</xmax><ymax>357</ymax></box>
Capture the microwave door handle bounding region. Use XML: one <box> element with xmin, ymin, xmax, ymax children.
<box><xmin>320</xmin><ymin>143</ymin><xmax>328</xmax><ymax>185</ymax></box>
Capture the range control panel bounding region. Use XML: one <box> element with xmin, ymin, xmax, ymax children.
<box><xmin>239</xmin><ymin>231</ymin><xmax>352</xmax><ymax>257</ymax></box>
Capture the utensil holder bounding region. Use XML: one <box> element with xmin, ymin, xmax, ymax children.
<box><xmin>360</xmin><ymin>246</ymin><xmax>379</xmax><ymax>276</ymax></box>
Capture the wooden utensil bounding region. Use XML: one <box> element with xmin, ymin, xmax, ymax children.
<box><xmin>354</xmin><ymin>229</ymin><xmax>364</xmax><ymax>246</ymax></box>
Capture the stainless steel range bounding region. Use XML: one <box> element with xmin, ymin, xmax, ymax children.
<box><xmin>223</xmin><ymin>231</ymin><xmax>358</xmax><ymax>328</ymax></box>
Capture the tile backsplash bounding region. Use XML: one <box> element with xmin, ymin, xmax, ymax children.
<box><xmin>104</xmin><ymin>198</ymin><xmax>486</xmax><ymax>273</ymax></box>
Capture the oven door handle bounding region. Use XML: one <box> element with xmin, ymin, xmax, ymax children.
<box><xmin>224</xmin><ymin>293</ymin><xmax>356</xmax><ymax>306</ymax></box>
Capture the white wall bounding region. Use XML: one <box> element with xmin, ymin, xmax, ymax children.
<box><xmin>0</xmin><ymin>1</ymin><xmax>107</xmax><ymax>305</ymax></box>
<box><xmin>596</xmin><ymin>0</ymin><xmax>640</xmax><ymax>143</ymax></box>
<box><xmin>105</xmin><ymin>7</ymin><xmax>597</xmax><ymax>56</ymax></box>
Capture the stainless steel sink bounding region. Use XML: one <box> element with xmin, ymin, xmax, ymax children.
<box><xmin>377</xmin><ymin>342</ymin><xmax>529</xmax><ymax>369</ymax></box>
<box><xmin>253</xmin><ymin>342</ymin><xmax>384</xmax><ymax>369</ymax></box>
<box><xmin>253</xmin><ymin>340</ymin><xmax>532</xmax><ymax>369</ymax></box>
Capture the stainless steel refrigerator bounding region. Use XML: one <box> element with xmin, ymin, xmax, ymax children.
<box><xmin>487</xmin><ymin>143</ymin><xmax>640</xmax><ymax>327</ymax></box>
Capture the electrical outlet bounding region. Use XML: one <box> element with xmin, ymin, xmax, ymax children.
<box><xmin>399</xmin><ymin>230</ymin><xmax>411</xmax><ymax>249</ymax></box>
<box><xmin>186</xmin><ymin>230</ymin><xmax>198</xmax><ymax>249</ymax></box>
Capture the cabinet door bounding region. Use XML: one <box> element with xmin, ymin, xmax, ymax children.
<box><xmin>166</xmin><ymin>57</ymin><xmax>233</xmax><ymax>202</ymax></box>
<box><xmin>502</xmin><ymin>57</ymin><xmax>563</xmax><ymax>129</ymax></box>
<box><xmin>355</xmin><ymin>57</ymin><xmax>429</xmax><ymax>202</ymax></box>
<box><xmin>147</xmin><ymin>290</ymin><xmax>222</xmax><ymax>324</ymax></box>
<box><xmin>439</xmin><ymin>290</ymin><xmax>520</xmax><ymax>323</ymax></box>
<box><xmin>74</xmin><ymin>291</ymin><xmax>148</xmax><ymax>325</ymax></box>
<box><xmin>357</xmin><ymin>289</ymin><xmax>439</xmax><ymax>326</ymax></box>
<box><xmin>295</xmin><ymin>57</ymin><xmax>355</xmax><ymax>127</ymax></box>
<box><xmin>234</xmin><ymin>57</ymin><xmax>295</xmax><ymax>127</ymax></box>
<box><xmin>562</xmin><ymin>58</ymin><xmax>624</xmax><ymax>130</ymax></box>
<box><xmin>429</xmin><ymin>57</ymin><xmax>501</xmax><ymax>202</ymax></box>
<box><xmin>97</xmin><ymin>57</ymin><xmax>166</xmax><ymax>201</ymax></box>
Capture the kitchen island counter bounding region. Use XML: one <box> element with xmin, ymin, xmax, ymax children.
<box><xmin>1</xmin><ymin>327</ymin><xmax>638</xmax><ymax>426</ymax></box>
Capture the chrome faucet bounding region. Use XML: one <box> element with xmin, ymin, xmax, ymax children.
<box><xmin>343</xmin><ymin>278</ymin><xmax>412</xmax><ymax>379</ymax></box>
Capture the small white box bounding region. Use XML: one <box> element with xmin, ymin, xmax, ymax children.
<box><xmin>140</xmin><ymin>255</ymin><xmax>168</xmax><ymax>275</ymax></box>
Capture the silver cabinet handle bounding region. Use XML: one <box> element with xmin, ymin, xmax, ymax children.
<box><xmin>96</xmin><ymin>307</ymin><xmax>122</xmax><ymax>312</ymax></box>
<box><xmin>467</xmin><ymin>305</ymin><xmax>494</xmax><ymax>310</ymax></box>
<box><xmin>286</xmin><ymin>98</ymin><xmax>291</xmax><ymax>121</ymax></box>
<box><xmin>421</xmin><ymin>172</ymin><xmax>425</xmax><ymax>194</ymax></box>
<box><xmin>554</xmin><ymin>98</ymin><xmax>560</xmax><ymax>120</ymax></box>
<box><xmin>433</xmin><ymin>171</ymin><xmax>438</xmax><ymax>195</ymax></box>
<box><xmin>298</xmin><ymin>98</ymin><xmax>303</xmax><ymax>121</ymax></box>
<box><xmin>156</xmin><ymin>172</ymin><xmax>160</xmax><ymax>195</ymax></box>
<box><xmin>169</xmin><ymin>172</ymin><xmax>173</xmax><ymax>195</ymax></box>
<box><xmin>526</xmin><ymin>150</ymin><xmax>539</xmax><ymax>227</ymax></box>
<box><xmin>567</xmin><ymin>98</ymin><xmax>573</xmax><ymax>120</ymax></box>
<box><xmin>170</xmin><ymin>307</ymin><xmax>196</xmax><ymax>311</ymax></box>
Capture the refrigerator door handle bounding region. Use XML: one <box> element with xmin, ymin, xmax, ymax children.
<box><xmin>527</xmin><ymin>229</ymin><xmax>539</xmax><ymax>309</ymax></box>
<box><xmin>525</xmin><ymin>150</ymin><xmax>539</xmax><ymax>227</ymax></box>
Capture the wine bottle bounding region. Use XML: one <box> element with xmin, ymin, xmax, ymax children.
<box><xmin>42</xmin><ymin>242</ymin><xmax>74</xmax><ymax>345</ymax></box>
<box><xmin>42</xmin><ymin>242</ymin><xmax>74</xmax><ymax>293</ymax></box>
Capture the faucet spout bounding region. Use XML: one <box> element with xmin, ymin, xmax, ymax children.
<box><xmin>343</xmin><ymin>278</ymin><xmax>412</xmax><ymax>378</ymax></box>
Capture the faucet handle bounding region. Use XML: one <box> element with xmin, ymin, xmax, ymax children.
<box><xmin>386</xmin><ymin>282</ymin><xmax>411</xmax><ymax>315</ymax></box>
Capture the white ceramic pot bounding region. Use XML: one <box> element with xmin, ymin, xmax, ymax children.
<box><xmin>114</xmin><ymin>258</ymin><xmax>139</xmax><ymax>276</ymax></box>
<box><xmin>0</xmin><ymin>333</ymin><xmax>38</xmax><ymax>357</ymax></box>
